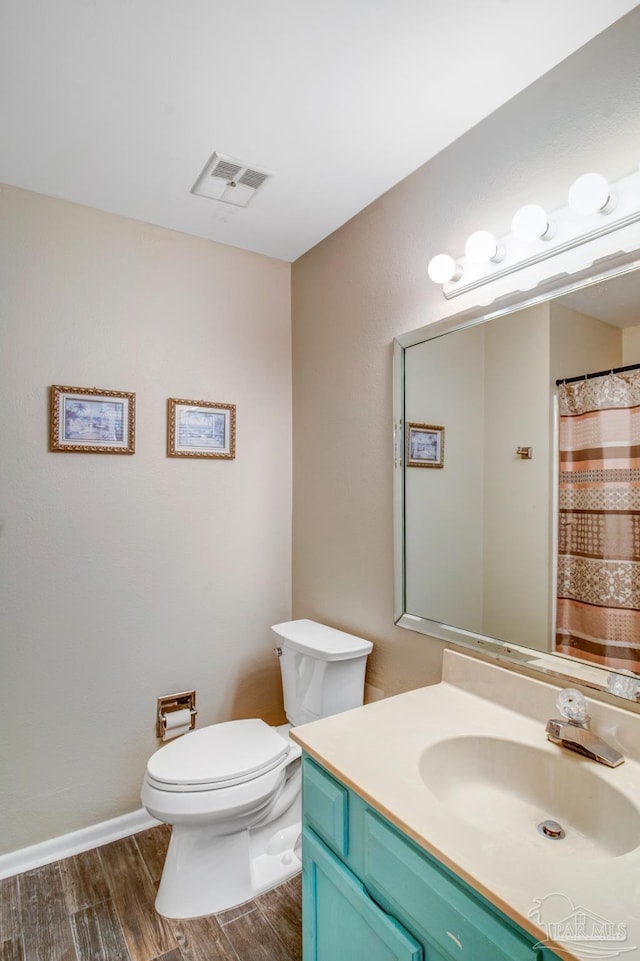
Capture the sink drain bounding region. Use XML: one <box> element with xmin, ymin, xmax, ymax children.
<box><xmin>538</xmin><ymin>819</ymin><xmax>565</xmax><ymax>839</ymax></box>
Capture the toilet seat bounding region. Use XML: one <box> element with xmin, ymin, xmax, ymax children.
<box><xmin>146</xmin><ymin>718</ymin><xmax>292</xmax><ymax>793</ymax></box>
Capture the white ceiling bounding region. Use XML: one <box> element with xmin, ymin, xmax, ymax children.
<box><xmin>558</xmin><ymin>272</ymin><xmax>640</xmax><ymax>329</ymax></box>
<box><xmin>1</xmin><ymin>1</ymin><xmax>637</xmax><ymax>263</ymax></box>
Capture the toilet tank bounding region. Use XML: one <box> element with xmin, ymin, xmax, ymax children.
<box><xmin>271</xmin><ymin>619</ymin><xmax>373</xmax><ymax>726</ymax></box>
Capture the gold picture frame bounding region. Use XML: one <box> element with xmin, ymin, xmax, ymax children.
<box><xmin>50</xmin><ymin>385</ymin><xmax>135</xmax><ymax>454</ymax></box>
<box><xmin>167</xmin><ymin>398</ymin><xmax>236</xmax><ymax>459</ymax></box>
<box><xmin>406</xmin><ymin>422</ymin><xmax>444</xmax><ymax>468</ymax></box>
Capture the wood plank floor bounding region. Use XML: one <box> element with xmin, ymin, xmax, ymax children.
<box><xmin>1</xmin><ymin>826</ymin><xmax>302</xmax><ymax>961</ymax></box>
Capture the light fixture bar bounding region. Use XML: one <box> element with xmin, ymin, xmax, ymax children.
<box><xmin>436</xmin><ymin>167</ymin><xmax>640</xmax><ymax>300</ymax></box>
<box><xmin>445</xmin><ymin>209</ymin><xmax>640</xmax><ymax>299</ymax></box>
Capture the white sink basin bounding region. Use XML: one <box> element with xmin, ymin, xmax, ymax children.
<box><xmin>419</xmin><ymin>735</ymin><xmax>640</xmax><ymax>860</ymax></box>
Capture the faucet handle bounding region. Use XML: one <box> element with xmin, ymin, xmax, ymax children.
<box><xmin>557</xmin><ymin>688</ymin><xmax>590</xmax><ymax>725</ymax></box>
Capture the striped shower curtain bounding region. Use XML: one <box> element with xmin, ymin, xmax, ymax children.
<box><xmin>556</xmin><ymin>371</ymin><xmax>640</xmax><ymax>674</ymax></box>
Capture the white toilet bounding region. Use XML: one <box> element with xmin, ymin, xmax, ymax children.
<box><xmin>141</xmin><ymin>619</ymin><xmax>373</xmax><ymax>919</ymax></box>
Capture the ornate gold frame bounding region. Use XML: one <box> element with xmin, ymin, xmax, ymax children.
<box><xmin>167</xmin><ymin>397</ymin><xmax>236</xmax><ymax>459</ymax></box>
<box><xmin>406</xmin><ymin>422</ymin><xmax>444</xmax><ymax>468</ymax></box>
<box><xmin>49</xmin><ymin>385</ymin><xmax>136</xmax><ymax>454</ymax></box>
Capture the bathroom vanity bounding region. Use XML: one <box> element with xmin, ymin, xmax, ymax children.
<box><xmin>301</xmin><ymin>758</ymin><xmax>561</xmax><ymax>961</ymax></box>
<box><xmin>291</xmin><ymin>651</ymin><xmax>640</xmax><ymax>961</ymax></box>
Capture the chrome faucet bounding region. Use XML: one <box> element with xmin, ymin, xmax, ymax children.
<box><xmin>545</xmin><ymin>689</ymin><xmax>624</xmax><ymax>768</ymax></box>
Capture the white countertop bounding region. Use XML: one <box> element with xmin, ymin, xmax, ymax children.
<box><xmin>291</xmin><ymin>650</ymin><xmax>640</xmax><ymax>961</ymax></box>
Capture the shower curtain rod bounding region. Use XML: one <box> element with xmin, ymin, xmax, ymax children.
<box><xmin>556</xmin><ymin>361</ymin><xmax>640</xmax><ymax>387</ymax></box>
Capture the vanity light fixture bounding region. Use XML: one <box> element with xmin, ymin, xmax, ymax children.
<box><xmin>427</xmin><ymin>253</ymin><xmax>463</xmax><ymax>284</ymax></box>
<box><xmin>464</xmin><ymin>230</ymin><xmax>504</xmax><ymax>264</ymax></box>
<box><xmin>511</xmin><ymin>204</ymin><xmax>554</xmax><ymax>242</ymax></box>
<box><xmin>428</xmin><ymin>165</ymin><xmax>640</xmax><ymax>300</ymax></box>
<box><xmin>567</xmin><ymin>172</ymin><xmax>616</xmax><ymax>215</ymax></box>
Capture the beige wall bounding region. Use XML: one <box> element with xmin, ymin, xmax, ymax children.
<box><xmin>404</xmin><ymin>326</ymin><xmax>485</xmax><ymax>629</ymax></box>
<box><xmin>0</xmin><ymin>186</ymin><xmax>291</xmax><ymax>854</ymax></box>
<box><xmin>291</xmin><ymin>10</ymin><xmax>640</xmax><ymax>699</ymax></box>
<box><xmin>550</xmin><ymin>304</ymin><xmax>622</xmax><ymax>382</ymax></box>
<box><xmin>623</xmin><ymin>325</ymin><xmax>640</xmax><ymax>364</ymax></box>
<box><xmin>482</xmin><ymin>305</ymin><xmax>551</xmax><ymax>649</ymax></box>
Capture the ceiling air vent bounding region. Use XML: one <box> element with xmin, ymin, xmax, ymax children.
<box><xmin>191</xmin><ymin>152</ymin><xmax>273</xmax><ymax>208</ymax></box>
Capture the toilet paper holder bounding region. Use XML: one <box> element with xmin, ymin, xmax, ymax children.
<box><xmin>156</xmin><ymin>690</ymin><xmax>197</xmax><ymax>738</ymax></box>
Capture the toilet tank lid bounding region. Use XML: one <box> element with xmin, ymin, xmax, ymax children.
<box><xmin>271</xmin><ymin>619</ymin><xmax>373</xmax><ymax>661</ymax></box>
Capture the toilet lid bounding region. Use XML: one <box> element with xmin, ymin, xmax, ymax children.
<box><xmin>146</xmin><ymin>718</ymin><xmax>291</xmax><ymax>789</ymax></box>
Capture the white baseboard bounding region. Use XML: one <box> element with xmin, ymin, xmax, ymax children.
<box><xmin>0</xmin><ymin>808</ymin><xmax>161</xmax><ymax>880</ymax></box>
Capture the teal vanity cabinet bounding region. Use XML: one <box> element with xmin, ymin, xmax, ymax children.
<box><xmin>302</xmin><ymin>756</ymin><xmax>561</xmax><ymax>961</ymax></box>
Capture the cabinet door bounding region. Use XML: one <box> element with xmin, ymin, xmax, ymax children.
<box><xmin>362</xmin><ymin>809</ymin><xmax>536</xmax><ymax>961</ymax></box>
<box><xmin>303</xmin><ymin>758</ymin><xmax>349</xmax><ymax>856</ymax></box>
<box><xmin>303</xmin><ymin>828</ymin><xmax>423</xmax><ymax>961</ymax></box>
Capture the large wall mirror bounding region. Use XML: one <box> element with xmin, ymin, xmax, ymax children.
<box><xmin>394</xmin><ymin>258</ymin><xmax>640</xmax><ymax>703</ymax></box>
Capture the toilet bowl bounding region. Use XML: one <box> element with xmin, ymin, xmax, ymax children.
<box><xmin>142</xmin><ymin>719</ymin><xmax>302</xmax><ymax>918</ymax></box>
<box><xmin>141</xmin><ymin>619</ymin><xmax>372</xmax><ymax>918</ymax></box>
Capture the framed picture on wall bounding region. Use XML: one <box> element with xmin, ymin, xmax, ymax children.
<box><xmin>167</xmin><ymin>398</ymin><xmax>236</xmax><ymax>459</ymax></box>
<box><xmin>49</xmin><ymin>385</ymin><xmax>136</xmax><ymax>454</ymax></box>
<box><xmin>406</xmin><ymin>423</ymin><xmax>444</xmax><ymax>468</ymax></box>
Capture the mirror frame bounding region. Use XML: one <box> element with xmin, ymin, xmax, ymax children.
<box><xmin>393</xmin><ymin>254</ymin><xmax>640</xmax><ymax>703</ymax></box>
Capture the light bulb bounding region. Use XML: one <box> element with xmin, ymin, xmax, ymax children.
<box><xmin>511</xmin><ymin>204</ymin><xmax>554</xmax><ymax>242</ymax></box>
<box><xmin>464</xmin><ymin>230</ymin><xmax>504</xmax><ymax>264</ymax></box>
<box><xmin>567</xmin><ymin>173</ymin><xmax>616</xmax><ymax>215</ymax></box>
<box><xmin>427</xmin><ymin>254</ymin><xmax>462</xmax><ymax>284</ymax></box>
